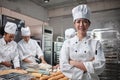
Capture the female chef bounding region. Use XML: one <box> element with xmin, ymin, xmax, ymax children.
<box><xmin>0</xmin><ymin>22</ymin><xmax>20</xmax><ymax>70</ymax></box>
<box><xmin>18</xmin><ymin>27</ymin><xmax>46</xmax><ymax>69</ymax></box>
<box><xmin>59</xmin><ymin>4</ymin><xmax>105</xmax><ymax>80</ymax></box>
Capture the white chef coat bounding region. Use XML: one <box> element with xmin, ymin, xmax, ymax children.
<box><xmin>59</xmin><ymin>35</ymin><xmax>105</xmax><ymax>80</ymax></box>
<box><xmin>18</xmin><ymin>39</ymin><xmax>43</xmax><ymax>69</ymax></box>
<box><xmin>0</xmin><ymin>38</ymin><xmax>20</xmax><ymax>69</ymax></box>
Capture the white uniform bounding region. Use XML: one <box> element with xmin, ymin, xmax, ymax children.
<box><xmin>60</xmin><ymin>36</ymin><xmax>105</xmax><ymax>80</ymax></box>
<box><xmin>18</xmin><ymin>39</ymin><xmax>43</xmax><ymax>69</ymax></box>
<box><xmin>0</xmin><ymin>38</ymin><xmax>20</xmax><ymax>70</ymax></box>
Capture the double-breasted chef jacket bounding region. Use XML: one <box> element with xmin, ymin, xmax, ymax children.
<box><xmin>60</xmin><ymin>35</ymin><xmax>105</xmax><ymax>80</ymax></box>
<box><xmin>0</xmin><ymin>38</ymin><xmax>20</xmax><ymax>70</ymax></box>
<box><xmin>18</xmin><ymin>39</ymin><xmax>43</xmax><ymax>69</ymax></box>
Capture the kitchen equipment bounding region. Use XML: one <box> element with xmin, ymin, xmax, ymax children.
<box><xmin>0</xmin><ymin>72</ymin><xmax>33</xmax><ymax>80</ymax></box>
<box><xmin>42</xmin><ymin>26</ymin><xmax>53</xmax><ymax>65</ymax></box>
<box><xmin>91</xmin><ymin>28</ymin><xmax>120</xmax><ymax>80</ymax></box>
<box><xmin>91</xmin><ymin>28</ymin><xmax>119</xmax><ymax>41</ymax></box>
<box><xmin>53</xmin><ymin>41</ymin><xmax>63</xmax><ymax>65</ymax></box>
<box><xmin>53</xmin><ymin>36</ymin><xmax>64</xmax><ymax>65</ymax></box>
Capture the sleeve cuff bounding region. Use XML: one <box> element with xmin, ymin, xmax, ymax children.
<box><xmin>72</xmin><ymin>67</ymin><xmax>84</xmax><ymax>79</ymax></box>
<box><xmin>83</xmin><ymin>62</ymin><xmax>94</xmax><ymax>73</ymax></box>
<box><xmin>14</xmin><ymin>62</ymin><xmax>20</xmax><ymax>68</ymax></box>
<box><xmin>21</xmin><ymin>55</ymin><xmax>30</xmax><ymax>60</ymax></box>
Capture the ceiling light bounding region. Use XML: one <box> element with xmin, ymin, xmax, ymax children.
<box><xmin>44</xmin><ymin>0</ymin><xmax>49</xmax><ymax>3</ymax></box>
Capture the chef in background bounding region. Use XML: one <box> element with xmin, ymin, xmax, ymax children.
<box><xmin>54</xmin><ymin>28</ymin><xmax>76</xmax><ymax>69</ymax></box>
<box><xmin>18</xmin><ymin>26</ymin><xmax>47</xmax><ymax>69</ymax></box>
<box><xmin>0</xmin><ymin>22</ymin><xmax>20</xmax><ymax>70</ymax></box>
<box><xmin>65</xmin><ymin>28</ymin><xmax>76</xmax><ymax>40</ymax></box>
<box><xmin>59</xmin><ymin>4</ymin><xmax>105</xmax><ymax>80</ymax></box>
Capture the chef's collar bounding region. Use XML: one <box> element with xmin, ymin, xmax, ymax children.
<box><xmin>74</xmin><ymin>35</ymin><xmax>90</xmax><ymax>44</ymax></box>
<box><xmin>75</xmin><ymin>35</ymin><xmax>89</xmax><ymax>41</ymax></box>
<box><xmin>23</xmin><ymin>38</ymin><xmax>31</xmax><ymax>43</ymax></box>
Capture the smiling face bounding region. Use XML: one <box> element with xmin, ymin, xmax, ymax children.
<box><xmin>74</xmin><ymin>18</ymin><xmax>90</xmax><ymax>36</ymax></box>
<box><xmin>4</xmin><ymin>33</ymin><xmax>15</xmax><ymax>43</ymax></box>
<box><xmin>22</xmin><ymin>36</ymin><xmax>30</xmax><ymax>43</ymax></box>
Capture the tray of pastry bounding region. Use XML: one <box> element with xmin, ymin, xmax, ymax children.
<box><xmin>0</xmin><ymin>72</ymin><xmax>33</xmax><ymax>80</ymax></box>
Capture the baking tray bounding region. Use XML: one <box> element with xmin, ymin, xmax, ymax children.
<box><xmin>0</xmin><ymin>72</ymin><xmax>33</xmax><ymax>80</ymax></box>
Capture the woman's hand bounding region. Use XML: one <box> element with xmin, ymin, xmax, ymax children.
<box><xmin>15</xmin><ymin>67</ymin><xmax>21</xmax><ymax>70</ymax></box>
<box><xmin>1</xmin><ymin>61</ymin><xmax>13</xmax><ymax>67</ymax></box>
<box><xmin>90</xmin><ymin>57</ymin><xmax>95</xmax><ymax>61</ymax></box>
<box><xmin>40</xmin><ymin>56</ymin><xmax>47</xmax><ymax>64</ymax></box>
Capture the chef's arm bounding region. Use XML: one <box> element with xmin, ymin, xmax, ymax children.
<box><xmin>60</xmin><ymin>41</ymin><xmax>84</xmax><ymax>79</ymax></box>
<box><xmin>23</xmin><ymin>58</ymin><xmax>32</xmax><ymax>63</ymax></box>
<box><xmin>69</xmin><ymin>57</ymin><xmax>94</xmax><ymax>71</ymax></box>
<box><xmin>12</xmin><ymin>49</ymin><xmax>21</xmax><ymax>69</ymax></box>
<box><xmin>18</xmin><ymin>45</ymin><xmax>32</xmax><ymax>63</ymax></box>
<box><xmin>83</xmin><ymin>42</ymin><xmax>105</xmax><ymax>74</ymax></box>
<box><xmin>40</xmin><ymin>56</ymin><xmax>47</xmax><ymax>63</ymax></box>
<box><xmin>35</xmin><ymin>41</ymin><xmax>47</xmax><ymax>64</ymax></box>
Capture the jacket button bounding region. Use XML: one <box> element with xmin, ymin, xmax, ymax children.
<box><xmin>84</xmin><ymin>51</ymin><xmax>86</xmax><ymax>53</ymax></box>
<box><xmin>85</xmin><ymin>42</ymin><xmax>87</xmax><ymax>44</ymax></box>
<box><xmin>75</xmin><ymin>50</ymin><xmax>77</xmax><ymax>52</ymax></box>
<box><xmin>95</xmin><ymin>50</ymin><xmax>97</xmax><ymax>55</ymax></box>
<box><xmin>76</xmin><ymin>42</ymin><xmax>78</xmax><ymax>44</ymax></box>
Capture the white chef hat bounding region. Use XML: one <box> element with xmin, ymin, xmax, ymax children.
<box><xmin>4</xmin><ymin>22</ymin><xmax>17</xmax><ymax>34</ymax></box>
<box><xmin>21</xmin><ymin>26</ymin><xmax>31</xmax><ymax>36</ymax></box>
<box><xmin>65</xmin><ymin>28</ymin><xmax>76</xmax><ymax>40</ymax></box>
<box><xmin>72</xmin><ymin>4</ymin><xmax>91</xmax><ymax>22</ymax></box>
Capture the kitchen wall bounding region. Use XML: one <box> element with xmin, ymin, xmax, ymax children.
<box><xmin>0</xmin><ymin>7</ymin><xmax>48</xmax><ymax>40</ymax></box>
<box><xmin>0</xmin><ymin>0</ymin><xmax>120</xmax><ymax>41</ymax></box>
<box><xmin>91</xmin><ymin>9</ymin><xmax>120</xmax><ymax>31</ymax></box>
<box><xmin>0</xmin><ymin>0</ymin><xmax>48</xmax><ymax>22</ymax></box>
<box><xmin>49</xmin><ymin>0</ymin><xmax>120</xmax><ymax>40</ymax></box>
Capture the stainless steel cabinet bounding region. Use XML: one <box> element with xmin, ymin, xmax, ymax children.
<box><xmin>42</xmin><ymin>26</ymin><xmax>53</xmax><ymax>65</ymax></box>
<box><xmin>53</xmin><ymin>42</ymin><xmax>63</xmax><ymax>65</ymax></box>
<box><xmin>91</xmin><ymin>28</ymin><xmax>120</xmax><ymax>80</ymax></box>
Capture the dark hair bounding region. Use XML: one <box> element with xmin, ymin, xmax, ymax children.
<box><xmin>0</xmin><ymin>27</ymin><xmax>5</xmax><ymax>36</ymax></box>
